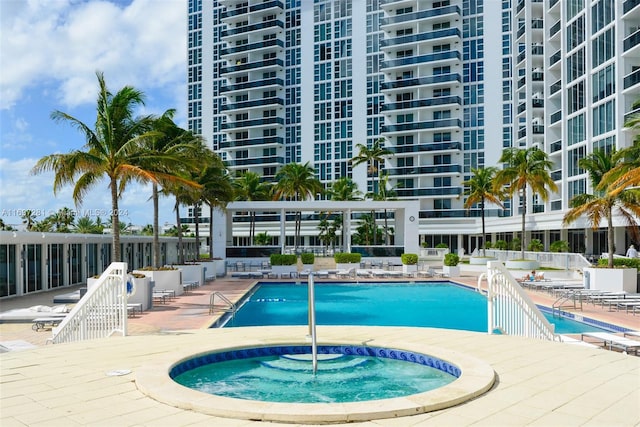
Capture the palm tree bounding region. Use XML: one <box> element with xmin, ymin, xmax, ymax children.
<box><xmin>32</xmin><ymin>71</ymin><xmax>156</xmax><ymax>262</ymax></box>
<box><xmin>350</xmin><ymin>138</ymin><xmax>392</xmax><ymax>245</ymax></box>
<box><xmin>198</xmin><ymin>156</ymin><xmax>234</xmax><ymax>259</ymax></box>
<box><xmin>563</xmin><ymin>149</ymin><xmax>640</xmax><ymax>268</ymax></box>
<box><xmin>493</xmin><ymin>147</ymin><xmax>558</xmax><ymax>259</ymax></box>
<box><xmin>462</xmin><ymin>167</ymin><xmax>504</xmax><ymax>256</ymax></box>
<box><xmin>273</xmin><ymin>162</ymin><xmax>323</xmax><ymax>251</ymax></box>
<box><xmin>326</xmin><ymin>176</ymin><xmax>362</xmax><ymax>201</ymax></box>
<box><xmin>233</xmin><ymin>171</ymin><xmax>272</xmax><ymax>245</ymax></box>
<box><xmin>74</xmin><ymin>216</ymin><xmax>98</xmax><ymax>234</ymax></box>
<box><xmin>137</xmin><ymin>111</ymin><xmax>206</xmax><ymax>267</ymax></box>
<box><xmin>21</xmin><ymin>209</ymin><xmax>36</xmax><ymax>231</ymax></box>
<box><xmin>370</xmin><ymin>173</ymin><xmax>397</xmax><ymax>245</ymax></box>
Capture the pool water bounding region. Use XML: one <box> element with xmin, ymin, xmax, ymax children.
<box><xmin>223</xmin><ymin>282</ymin><xmax>609</xmax><ymax>334</ymax></box>
<box><xmin>172</xmin><ymin>349</ymin><xmax>457</xmax><ymax>403</ymax></box>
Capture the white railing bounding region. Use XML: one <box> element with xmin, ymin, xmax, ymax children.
<box><xmin>486</xmin><ymin>261</ymin><xmax>556</xmax><ymax>341</ymax></box>
<box><xmin>51</xmin><ymin>262</ymin><xmax>128</xmax><ymax>344</ymax></box>
<box><xmin>483</xmin><ymin>249</ymin><xmax>592</xmax><ymax>270</ymax></box>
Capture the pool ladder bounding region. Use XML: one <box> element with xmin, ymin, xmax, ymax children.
<box><xmin>209</xmin><ymin>292</ymin><xmax>237</xmax><ymax>317</ymax></box>
<box><xmin>308</xmin><ymin>273</ymin><xmax>318</xmax><ymax>375</ymax></box>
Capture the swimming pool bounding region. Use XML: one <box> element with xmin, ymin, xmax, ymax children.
<box><xmin>222</xmin><ymin>282</ymin><xmax>609</xmax><ymax>334</ymax></box>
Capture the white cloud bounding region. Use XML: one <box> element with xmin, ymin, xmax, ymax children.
<box><xmin>0</xmin><ymin>157</ymin><xmax>177</xmax><ymax>228</ymax></box>
<box><xmin>0</xmin><ymin>0</ymin><xmax>186</xmax><ymax>110</ymax></box>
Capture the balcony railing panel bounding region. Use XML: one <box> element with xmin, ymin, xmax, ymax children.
<box><xmin>380</xmin><ymin>5</ymin><xmax>461</xmax><ymax>26</ymax></box>
<box><xmin>380</xmin><ymin>28</ymin><xmax>461</xmax><ymax>48</ymax></box>
<box><xmin>382</xmin><ymin>118</ymin><xmax>462</xmax><ymax>132</ymax></box>
<box><xmin>381</xmin><ymin>73</ymin><xmax>461</xmax><ymax>90</ymax></box>
<box><xmin>382</xmin><ymin>51</ymin><xmax>460</xmax><ymax>69</ymax></box>
<box><xmin>381</xmin><ymin>96</ymin><xmax>461</xmax><ymax>111</ymax></box>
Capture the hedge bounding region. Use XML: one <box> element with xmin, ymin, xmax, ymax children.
<box><xmin>270</xmin><ymin>254</ymin><xmax>298</xmax><ymax>266</ymax></box>
<box><xmin>401</xmin><ymin>253</ymin><xmax>418</xmax><ymax>265</ymax></box>
<box><xmin>334</xmin><ymin>253</ymin><xmax>361</xmax><ymax>263</ymax></box>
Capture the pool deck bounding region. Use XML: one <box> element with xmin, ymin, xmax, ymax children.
<box><xmin>1</xmin><ymin>273</ymin><xmax>640</xmax><ymax>426</ymax></box>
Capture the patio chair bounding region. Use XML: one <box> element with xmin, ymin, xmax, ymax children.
<box><xmin>335</xmin><ymin>267</ymin><xmax>356</xmax><ymax>279</ymax></box>
<box><xmin>580</xmin><ymin>332</ymin><xmax>640</xmax><ymax>355</ymax></box>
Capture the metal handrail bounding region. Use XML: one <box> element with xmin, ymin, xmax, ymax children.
<box><xmin>51</xmin><ymin>262</ymin><xmax>128</xmax><ymax>344</ymax></box>
<box><xmin>209</xmin><ymin>292</ymin><xmax>236</xmax><ymax>315</ymax></box>
<box><xmin>487</xmin><ymin>261</ymin><xmax>557</xmax><ymax>341</ymax></box>
<box><xmin>308</xmin><ymin>273</ymin><xmax>318</xmax><ymax>375</ymax></box>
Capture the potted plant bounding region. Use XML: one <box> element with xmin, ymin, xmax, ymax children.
<box><xmin>300</xmin><ymin>253</ymin><xmax>315</xmax><ymax>272</ymax></box>
<box><xmin>443</xmin><ymin>253</ymin><xmax>460</xmax><ymax>277</ymax></box>
<box><xmin>270</xmin><ymin>254</ymin><xmax>298</xmax><ymax>277</ymax></box>
<box><xmin>334</xmin><ymin>252</ymin><xmax>361</xmax><ymax>271</ymax></box>
<box><xmin>549</xmin><ymin>240</ymin><xmax>570</xmax><ymax>253</ymax></box>
<box><xmin>127</xmin><ymin>272</ymin><xmax>152</xmax><ymax>311</ymax></box>
<box><xmin>401</xmin><ymin>253</ymin><xmax>418</xmax><ymax>275</ymax></box>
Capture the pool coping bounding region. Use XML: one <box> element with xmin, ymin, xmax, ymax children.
<box><xmin>135</xmin><ymin>329</ymin><xmax>496</xmax><ymax>423</ymax></box>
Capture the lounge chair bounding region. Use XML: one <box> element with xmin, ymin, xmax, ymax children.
<box><xmin>580</xmin><ymin>332</ymin><xmax>640</xmax><ymax>355</ymax></box>
<box><xmin>623</xmin><ymin>331</ymin><xmax>640</xmax><ymax>338</ymax></box>
<box><xmin>314</xmin><ymin>270</ymin><xmax>330</xmax><ymax>279</ymax></box>
<box><xmin>356</xmin><ymin>269</ymin><xmax>371</xmax><ymax>278</ymax></box>
<box><xmin>298</xmin><ymin>269</ymin><xmax>311</xmax><ymax>279</ymax></box>
<box><xmin>336</xmin><ymin>267</ymin><xmax>356</xmax><ymax>279</ymax></box>
<box><xmin>370</xmin><ymin>269</ymin><xmax>388</xmax><ymax>278</ymax></box>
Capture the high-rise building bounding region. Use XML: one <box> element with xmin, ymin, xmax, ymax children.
<box><xmin>187</xmin><ymin>0</ymin><xmax>639</xmax><ymax>256</ymax></box>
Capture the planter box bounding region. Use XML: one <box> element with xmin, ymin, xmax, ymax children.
<box><xmin>272</xmin><ymin>265</ymin><xmax>297</xmax><ymax>277</ymax></box>
<box><xmin>174</xmin><ymin>264</ymin><xmax>204</xmax><ymax>287</ymax></box>
<box><xmin>403</xmin><ymin>264</ymin><xmax>417</xmax><ymax>275</ymax></box>
<box><xmin>469</xmin><ymin>256</ymin><xmax>497</xmax><ymax>266</ymax></box>
<box><xmin>134</xmin><ymin>269</ymin><xmax>183</xmax><ymax>296</ymax></box>
<box><xmin>128</xmin><ymin>276</ymin><xmax>152</xmax><ymax>311</ymax></box>
<box><xmin>505</xmin><ymin>259</ymin><xmax>539</xmax><ymax>270</ymax></box>
<box><xmin>583</xmin><ymin>267</ymin><xmax>638</xmax><ymax>293</ymax></box>
<box><xmin>443</xmin><ymin>265</ymin><xmax>460</xmax><ymax>277</ymax></box>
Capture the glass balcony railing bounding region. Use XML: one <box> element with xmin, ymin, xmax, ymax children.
<box><xmin>550</xmin><ymin>110</ymin><xmax>562</xmax><ymax>124</ymax></box>
<box><xmin>220</xmin><ymin>78</ymin><xmax>284</xmax><ymax>93</ymax></box>
<box><xmin>532</xmin><ymin>45</ymin><xmax>544</xmax><ymax>55</ymax></box>
<box><xmin>396</xmin><ymin>187</ymin><xmax>462</xmax><ymax>197</ymax></box>
<box><xmin>624</xmin><ymin>30</ymin><xmax>640</xmax><ymax>52</ymax></box>
<box><xmin>532</xmin><ymin>124</ymin><xmax>544</xmax><ymax>134</ymax></box>
<box><xmin>221</xmin><ymin>97</ymin><xmax>284</xmax><ymax>112</ymax></box>
<box><xmin>549</xmin><ymin>20</ymin><xmax>561</xmax><ymax>38</ymax></box>
<box><xmin>220</xmin><ymin>7</ymin><xmax>248</xmax><ymax>20</ymax></box>
<box><xmin>517</xmin><ymin>103</ymin><xmax>526</xmax><ymax>114</ymax></box>
<box><xmin>624</xmin><ymin>68</ymin><xmax>640</xmax><ymax>89</ymax></box>
<box><xmin>381</xmin><ymin>96</ymin><xmax>461</xmax><ymax>111</ymax></box>
<box><xmin>221</xmin><ymin>39</ymin><xmax>284</xmax><ymax>56</ymax></box>
<box><xmin>532</xmin><ymin>98</ymin><xmax>544</xmax><ymax>108</ymax></box>
<box><xmin>549</xmin><ymin>80</ymin><xmax>562</xmax><ymax>95</ymax></box>
<box><xmin>381</xmin><ymin>73</ymin><xmax>461</xmax><ymax>90</ymax></box>
<box><xmin>219</xmin><ymin>136</ymin><xmax>283</xmax><ymax>149</ymax></box>
<box><xmin>531</xmin><ymin>19</ymin><xmax>544</xmax><ymax>29</ymax></box>
<box><xmin>221</xmin><ymin>117</ymin><xmax>285</xmax><ymax>130</ymax></box>
<box><xmin>420</xmin><ymin>208</ymin><xmax>504</xmax><ymax>219</ymax></box>
<box><xmin>518</xmin><ymin>127</ymin><xmax>526</xmax><ymax>138</ymax></box>
<box><xmin>386</xmin><ymin>141</ymin><xmax>461</xmax><ymax>153</ymax></box>
<box><xmin>549</xmin><ymin>0</ymin><xmax>560</xmax><ymax>9</ymax></box>
<box><xmin>532</xmin><ymin>71</ymin><xmax>544</xmax><ymax>81</ymax></box>
<box><xmin>250</xmin><ymin>0</ymin><xmax>284</xmax><ymax>13</ymax></box>
<box><xmin>550</xmin><ymin>170</ymin><xmax>562</xmax><ymax>181</ymax></box>
<box><xmin>381</xmin><ymin>51</ymin><xmax>460</xmax><ymax>68</ymax></box>
<box><xmin>380</xmin><ymin>5</ymin><xmax>461</xmax><ymax>26</ymax></box>
<box><xmin>550</xmin><ymin>50</ymin><xmax>562</xmax><ymax>67</ymax></box>
<box><xmin>221</xmin><ymin>58</ymin><xmax>284</xmax><ymax>74</ymax></box>
<box><xmin>517</xmin><ymin>51</ymin><xmax>526</xmax><ymax>63</ymax></box>
<box><xmin>385</xmin><ymin>164</ymin><xmax>462</xmax><ymax>176</ymax></box>
<box><xmin>518</xmin><ymin>76</ymin><xmax>526</xmax><ymax>88</ymax></box>
<box><xmin>623</xmin><ymin>108</ymin><xmax>640</xmax><ymax>122</ymax></box>
<box><xmin>221</xmin><ymin>20</ymin><xmax>284</xmax><ymax>38</ymax></box>
<box><xmin>517</xmin><ymin>25</ymin><xmax>526</xmax><ymax>38</ymax></box>
<box><xmin>550</xmin><ymin>139</ymin><xmax>562</xmax><ymax>152</ymax></box>
<box><xmin>382</xmin><ymin>118</ymin><xmax>462</xmax><ymax>132</ymax></box>
<box><xmin>226</xmin><ymin>156</ymin><xmax>284</xmax><ymax>167</ymax></box>
<box><xmin>380</xmin><ymin>28</ymin><xmax>461</xmax><ymax>48</ymax></box>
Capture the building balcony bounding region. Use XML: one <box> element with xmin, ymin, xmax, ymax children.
<box><xmin>385</xmin><ymin>164</ymin><xmax>462</xmax><ymax>176</ymax></box>
<box><xmin>221</xmin><ymin>20</ymin><xmax>284</xmax><ymax>38</ymax></box>
<box><xmin>381</xmin><ymin>51</ymin><xmax>461</xmax><ymax>69</ymax></box>
<box><xmin>396</xmin><ymin>187</ymin><xmax>462</xmax><ymax>197</ymax></box>
<box><xmin>623</xmin><ymin>30</ymin><xmax>640</xmax><ymax>53</ymax></box>
<box><xmin>550</xmin><ymin>170</ymin><xmax>562</xmax><ymax>181</ymax></box>
<box><xmin>531</xmin><ymin>45</ymin><xmax>544</xmax><ymax>55</ymax></box>
<box><xmin>221</xmin><ymin>97</ymin><xmax>284</xmax><ymax>112</ymax></box>
<box><xmin>549</xmin><ymin>20</ymin><xmax>561</xmax><ymax>39</ymax></box>
<box><xmin>250</xmin><ymin>0</ymin><xmax>284</xmax><ymax>13</ymax></box>
<box><xmin>531</xmin><ymin>19</ymin><xmax>544</xmax><ymax>29</ymax></box>
<box><xmin>220</xmin><ymin>78</ymin><xmax>284</xmax><ymax>93</ymax></box>
<box><xmin>221</xmin><ymin>58</ymin><xmax>284</xmax><ymax>75</ymax></box>
<box><xmin>550</xmin><ymin>110</ymin><xmax>562</xmax><ymax>124</ymax></box>
<box><xmin>549</xmin><ymin>80</ymin><xmax>562</xmax><ymax>96</ymax></box>
<box><xmin>380</xmin><ymin>28</ymin><xmax>461</xmax><ymax>49</ymax></box>
<box><xmin>381</xmin><ymin>73</ymin><xmax>461</xmax><ymax>91</ymax></box>
<box><xmin>549</xmin><ymin>50</ymin><xmax>562</xmax><ymax>67</ymax></box>
<box><xmin>387</xmin><ymin>141</ymin><xmax>462</xmax><ymax>154</ymax></box>
<box><xmin>382</xmin><ymin>118</ymin><xmax>462</xmax><ymax>133</ymax></box>
<box><xmin>532</xmin><ymin>124</ymin><xmax>544</xmax><ymax>134</ymax></box>
<box><xmin>532</xmin><ymin>70</ymin><xmax>544</xmax><ymax>81</ymax></box>
<box><xmin>219</xmin><ymin>136</ymin><xmax>283</xmax><ymax>149</ymax></box>
<box><xmin>532</xmin><ymin>98</ymin><xmax>544</xmax><ymax>108</ymax></box>
<box><xmin>380</xmin><ymin>5</ymin><xmax>461</xmax><ymax>27</ymax></box>
<box><xmin>549</xmin><ymin>0</ymin><xmax>560</xmax><ymax>11</ymax></box>
<box><xmin>624</xmin><ymin>68</ymin><xmax>640</xmax><ymax>90</ymax></box>
<box><xmin>225</xmin><ymin>156</ymin><xmax>284</xmax><ymax>167</ymax></box>
<box><xmin>381</xmin><ymin>96</ymin><xmax>461</xmax><ymax>112</ymax></box>
<box><xmin>624</xmin><ymin>0</ymin><xmax>640</xmax><ymax>14</ymax></box>
<box><xmin>221</xmin><ymin>39</ymin><xmax>284</xmax><ymax>56</ymax></box>
<box><xmin>550</xmin><ymin>139</ymin><xmax>562</xmax><ymax>153</ymax></box>
<box><xmin>221</xmin><ymin>117</ymin><xmax>285</xmax><ymax>130</ymax></box>
<box><xmin>517</xmin><ymin>103</ymin><xmax>526</xmax><ymax>114</ymax></box>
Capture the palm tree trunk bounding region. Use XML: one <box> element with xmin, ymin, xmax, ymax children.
<box><xmin>371</xmin><ymin>210</ymin><xmax>376</xmax><ymax>245</ymax></box>
<box><xmin>209</xmin><ymin>204</ymin><xmax>214</xmax><ymax>258</ymax></box>
<box><xmin>250</xmin><ymin>212</ymin><xmax>255</xmax><ymax>245</ymax></box>
<box><xmin>607</xmin><ymin>207</ymin><xmax>615</xmax><ymax>269</ymax></box>
<box><xmin>111</xmin><ymin>177</ymin><xmax>121</xmax><ymax>263</ymax></box>
<box><xmin>152</xmin><ymin>183</ymin><xmax>160</xmax><ymax>268</ymax></box>
<box><xmin>175</xmin><ymin>198</ymin><xmax>184</xmax><ymax>265</ymax></box>
<box><xmin>194</xmin><ymin>201</ymin><xmax>201</xmax><ymax>261</ymax></box>
<box><xmin>384</xmin><ymin>209</ymin><xmax>389</xmax><ymax>246</ymax></box>
<box><xmin>481</xmin><ymin>199</ymin><xmax>486</xmax><ymax>257</ymax></box>
<box><xmin>520</xmin><ymin>190</ymin><xmax>526</xmax><ymax>260</ymax></box>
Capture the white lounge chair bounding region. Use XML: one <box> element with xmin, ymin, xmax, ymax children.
<box><xmin>580</xmin><ymin>332</ymin><xmax>640</xmax><ymax>355</ymax></box>
<box><xmin>336</xmin><ymin>267</ymin><xmax>356</xmax><ymax>279</ymax></box>
<box><xmin>356</xmin><ymin>269</ymin><xmax>371</xmax><ymax>278</ymax></box>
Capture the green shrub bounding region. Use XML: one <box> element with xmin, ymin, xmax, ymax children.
<box><xmin>401</xmin><ymin>253</ymin><xmax>418</xmax><ymax>265</ymax></box>
<box><xmin>300</xmin><ymin>253</ymin><xmax>315</xmax><ymax>264</ymax></box>
<box><xmin>510</xmin><ymin>237</ymin><xmax>521</xmax><ymax>251</ymax></box>
<box><xmin>549</xmin><ymin>240</ymin><xmax>570</xmax><ymax>253</ymax></box>
<box><xmin>483</xmin><ymin>241</ymin><xmax>493</xmax><ymax>249</ymax></box>
<box><xmin>138</xmin><ymin>266</ymin><xmax>178</xmax><ymax>271</ymax></box>
<box><xmin>527</xmin><ymin>238</ymin><xmax>544</xmax><ymax>252</ymax></box>
<box><xmin>334</xmin><ymin>252</ymin><xmax>361</xmax><ymax>263</ymax></box>
<box><xmin>493</xmin><ymin>240</ymin><xmax>508</xmax><ymax>250</ymax></box>
<box><xmin>597</xmin><ymin>257</ymin><xmax>640</xmax><ymax>269</ymax></box>
<box><xmin>270</xmin><ymin>254</ymin><xmax>298</xmax><ymax>266</ymax></box>
<box><xmin>444</xmin><ymin>253</ymin><xmax>460</xmax><ymax>266</ymax></box>
<box><xmin>421</xmin><ymin>241</ymin><xmax>428</xmax><ymax>248</ymax></box>
<box><xmin>435</xmin><ymin>243</ymin><xmax>449</xmax><ymax>249</ymax></box>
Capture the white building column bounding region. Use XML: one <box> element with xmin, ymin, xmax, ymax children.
<box><xmin>280</xmin><ymin>208</ymin><xmax>286</xmax><ymax>254</ymax></box>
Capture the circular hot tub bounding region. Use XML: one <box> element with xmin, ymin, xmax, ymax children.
<box><xmin>136</xmin><ymin>336</ymin><xmax>495</xmax><ymax>424</ymax></box>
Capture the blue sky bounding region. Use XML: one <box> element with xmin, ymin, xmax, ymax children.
<box><xmin>0</xmin><ymin>0</ymin><xmax>187</xmax><ymax>230</ymax></box>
